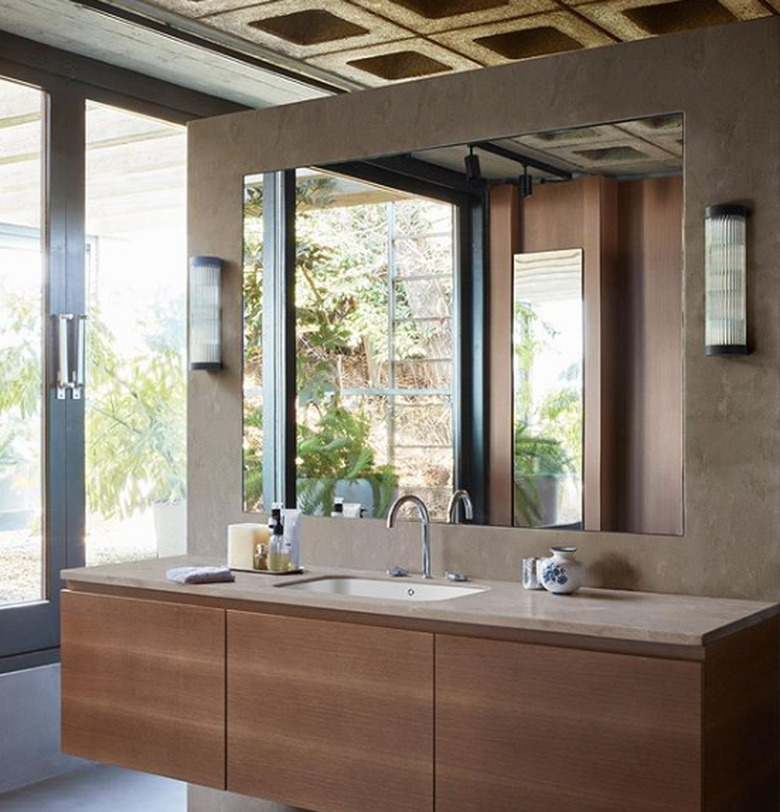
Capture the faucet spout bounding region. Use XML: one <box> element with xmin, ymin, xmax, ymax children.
<box><xmin>387</xmin><ymin>494</ymin><xmax>432</xmax><ymax>579</ymax></box>
<box><xmin>447</xmin><ymin>489</ymin><xmax>474</xmax><ymax>524</ymax></box>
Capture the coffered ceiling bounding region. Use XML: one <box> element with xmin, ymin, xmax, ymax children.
<box><xmin>127</xmin><ymin>0</ymin><xmax>776</xmax><ymax>87</ymax></box>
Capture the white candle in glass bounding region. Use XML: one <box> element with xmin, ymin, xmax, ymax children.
<box><xmin>227</xmin><ymin>523</ymin><xmax>265</xmax><ymax>570</ymax></box>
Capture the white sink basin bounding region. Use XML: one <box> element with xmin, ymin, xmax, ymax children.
<box><xmin>277</xmin><ymin>576</ymin><xmax>487</xmax><ymax>602</ymax></box>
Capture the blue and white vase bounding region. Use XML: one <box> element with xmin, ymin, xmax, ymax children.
<box><xmin>539</xmin><ymin>547</ymin><xmax>584</xmax><ymax>595</ymax></box>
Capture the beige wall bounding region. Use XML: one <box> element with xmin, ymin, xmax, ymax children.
<box><xmin>187</xmin><ymin>18</ymin><xmax>780</xmax><ymax>602</ymax></box>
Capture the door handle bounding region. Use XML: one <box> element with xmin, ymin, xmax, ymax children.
<box><xmin>56</xmin><ymin>314</ymin><xmax>74</xmax><ymax>400</ymax></box>
<box><xmin>72</xmin><ymin>315</ymin><xmax>87</xmax><ymax>400</ymax></box>
<box><xmin>54</xmin><ymin>314</ymin><xmax>87</xmax><ymax>400</ymax></box>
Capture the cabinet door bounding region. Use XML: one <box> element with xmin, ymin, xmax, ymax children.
<box><xmin>436</xmin><ymin>635</ymin><xmax>701</xmax><ymax>812</ymax></box>
<box><xmin>61</xmin><ymin>590</ymin><xmax>225</xmax><ymax>788</ymax></box>
<box><xmin>227</xmin><ymin>611</ymin><xmax>433</xmax><ymax>812</ymax></box>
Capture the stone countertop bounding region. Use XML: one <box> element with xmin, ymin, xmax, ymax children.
<box><xmin>61</xmin><ymin>557</ymin><xmax>779</xmax><ymax>648</ymax></box>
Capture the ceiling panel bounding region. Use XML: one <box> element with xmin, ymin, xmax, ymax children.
<box><xmin>125</xmin><ymin>0</ymin><xmax>775</xmax><ymax>88</ymax></box>
<box><xmin>0</xmin><ymin>0</ymin><xmax>775</xmax><ymax>100</ymax></box>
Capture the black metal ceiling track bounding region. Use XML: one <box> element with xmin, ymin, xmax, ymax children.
<box><xmin>472</xmin><ymin>141</ymin><xmax>573</xmax><ymax>180</ymax></box>
<box><xmin>70</xmin><ymin>0</ymin><xmax>350</xmax><ymax>96</ymax></box>
<box><xmin>323</xmin><ymin>155</ymin><xmax>481</xmax><ymax>202</ymax></box>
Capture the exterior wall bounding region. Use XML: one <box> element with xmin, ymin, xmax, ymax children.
<box><xmin>187</xmin><ymin>18</ymin><xmax>780</xmax><ymax>602</ymax></box>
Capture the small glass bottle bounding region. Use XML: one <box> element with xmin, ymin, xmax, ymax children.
<box><xmin>255</xmin><ymin>543</ymin><xmax>268</xmax><ymax>571</ymax></box>
<box><xmin>268</xmin><ymin>521</ymin><xmax>285</xmax><ymax>572</ymax></box>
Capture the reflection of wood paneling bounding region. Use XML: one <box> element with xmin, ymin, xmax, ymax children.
<box><xmin>616</xmin><ymin>177</ymin><xmax>683</xmax><ymax>535</ymax></box>
<box><xmin>494</xmin><ymin>175</ymin><xmax>683</xmax><ymax>533</ymax></box>
<box><xmin>488</xmin><ymin>185</ymin><xmax>520</xmax><ymax>526</ymax></box>
<box><xmin>514</xmin><ymin>176</ymin><xmax>614</xmax><ymax>531</ymax></box>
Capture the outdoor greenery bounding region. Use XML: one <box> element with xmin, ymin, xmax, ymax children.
<box><xmin>512</xmin><ymin>299</ymin><xmax>582</xmax><ymax>527</ymax></box>
<box><xmin>0</xmin><ymin>279</ymin><xmax>186</xmax><ymax>523</ymax></box>
<box><xmin>243</xmin><ymin>172</ymin><xmax>454</xmax><ymax>518</ymax></box>
<box><xmin>85</xmin><ymin>304</ymin><xmax>186</xmax><ymax>519</ymax></box>
<box><xmin>0</xmin><ymin>287</ymin><xmax>41</xmax><ymax>507</ymax></box>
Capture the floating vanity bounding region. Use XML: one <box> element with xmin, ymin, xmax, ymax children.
<box><xmin>61</xmin><ymin>559</ymin><xmax>779</xmax><ymax>812</ymax></box>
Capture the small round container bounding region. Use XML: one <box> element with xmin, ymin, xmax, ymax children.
<box><xmin>521</xmin><ymin>557</ymin><xmax>542</xmax><ymax>590</ymax></box>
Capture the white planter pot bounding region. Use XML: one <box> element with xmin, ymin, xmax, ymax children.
<box><xmin>153</xmin><ymin>501</ymin><xmax>187</xmax><ymax>557</ymax></box>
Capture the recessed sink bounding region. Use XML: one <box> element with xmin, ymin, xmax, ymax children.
<box><xmin>276</xmin><ymin>576</ymin><xmax>488</xmax><ymax>602</ymax></box>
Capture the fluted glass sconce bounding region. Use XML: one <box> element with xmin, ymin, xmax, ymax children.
<box><xmin>705</xmin><ymin>204</ymin><xmax>748</xmax><ymax>356</ymax></box>
<box><xmin>189</xmin><ymin>255</ymin><xmax>222</xmax><ymax>370</ymax></box>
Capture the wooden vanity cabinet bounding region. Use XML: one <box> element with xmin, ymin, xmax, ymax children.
<box><xmin>226</xmin><ymin>610</ymin><xmax>434</xmax><ymax>812</ymax></box>
<box><xmin>61</xmin><ymin>585</ymin><xmax>778</xmax><ymax>812</ymax></box>
<box><xmin>435</xmin><ymin>619</ymin><xmax>779</xmax><ymax>812</ymax></box>
<box><xmin>61</xmin><ymin>591</ymin><xmax>226</xmax><ymax>788</ymax></box>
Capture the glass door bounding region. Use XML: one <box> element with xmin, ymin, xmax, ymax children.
<box><xmin>0</xmin><ymin>75</ymin><xmax>73</xmax><ymax>658</ymax></box>
<box><xmin>0</xmin><ymin>78</ymin><xmax>46</xmax><ymax>608</ymax></box>
<box><xmin>83</xmin><ymin>101</ymin><xmax>187</xmax><ymax>565</ymax></box>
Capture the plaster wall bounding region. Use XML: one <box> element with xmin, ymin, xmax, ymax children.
<box><xmin>187</xmin><ymin>18</ymin><xmax>780</xmax><ymax>602</ymax></box>
<box><xmin>0</xmin><ymin>665</ymin><xmax>86</xmax><ymax>794</ymax></box>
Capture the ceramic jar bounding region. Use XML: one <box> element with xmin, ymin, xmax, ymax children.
<box><xmin>539</xmin><ymin>546</ymin><xmax>584</xmax><ymax>595</ymax></box>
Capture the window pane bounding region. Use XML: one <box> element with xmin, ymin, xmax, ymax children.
<box><xmin>84</xmin><ymin>102</ymin><xmax>187</xmax><ymax>564</ymax></box>
<box><xmin>243</xmin><ymin>174</ymin><xmax>264</xmax><ymax>511</ymax></box>
<box><xmin>295</xmin><ymin>169</ymin><xmax>454</xmax><ymax>520</ymax></box>
<box><xmin>0</xmin><ymin>77</ymin><xmax>45</xmax><ymax>606</ymax></box>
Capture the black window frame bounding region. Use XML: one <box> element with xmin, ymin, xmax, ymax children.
<box><xmin>0</xmin><ymin>30</ymin><xmax>243</xmax><ymax>673</ymax></box>
<box><xmin>248</xmin><ymin>158</ymin><xmax>488</xmax><ymax>521</ymax></box>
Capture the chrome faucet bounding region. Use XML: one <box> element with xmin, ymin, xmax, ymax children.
<box><xmin>386</xmin><ymin>494</ymin><xmax>432</xmax><ymax>579</ymax></box>
<box><xmin>446</xmin><ymin>489</ymin><xmax>474</xmax><ymax>524</ymax></box>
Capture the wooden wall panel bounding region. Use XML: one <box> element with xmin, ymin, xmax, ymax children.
<box><xmin>435</xmin><ymin>634</ymin><xmax>701</xmax><ymax>812</ymax></box>
<box><xmin>488</xmin><ymin>185</ymin><xmax>521</xmax><ymax>526</ymax></box>
<box><xmin>515</xmin><ymin>177</ymin><xmax>615</xmax><ymax>531</ymax></box>
<box><xmin>61</xmin><ymin>590</ymin><xmax>226</xmax><ymax>788</ymax></box>
<box><xmin>615</xmin><ymin>177</ymin><xmax>684</xmax><ymax>535</ymax></box>
<box><xmin>227</xmin><ymin>611</ymin><xmax>433</xmax><ymax>812</ymax></box>
<box><xmin>507</xmin><ymin>175</ymin><xmax>683</xmax><ymax>534</ymax></box>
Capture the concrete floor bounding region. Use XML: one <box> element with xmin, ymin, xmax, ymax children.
<box><xmin>0</xmin><ymin>765</ymin><xmax>187</xmax><ymax>811</ymax></box>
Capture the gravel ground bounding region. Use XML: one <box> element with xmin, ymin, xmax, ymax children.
<box><xmin>0</xmin><ymin>511</ymin><xmax>158</xmax><ymax>606</ymax></box>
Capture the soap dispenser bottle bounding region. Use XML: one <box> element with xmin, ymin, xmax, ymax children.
<box><xmin>267</xmin><ymin>503</ymin><xmax>286</xmax><ymax>572</ymax></box>
<box><xmin>268</xmin><ymin>519</ymin><xmax>286</xmax><ymax>572</ymax></box>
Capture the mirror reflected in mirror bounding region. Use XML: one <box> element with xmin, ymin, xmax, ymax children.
<box><xmin>513</xmin><ymin>249</ymin><xmax>583</xmax><ymax>530</ymax></box>
<box><xmin>242</xmin><ymin>113</ymin><xmax>684</xmax><ymax>535</ymax></box>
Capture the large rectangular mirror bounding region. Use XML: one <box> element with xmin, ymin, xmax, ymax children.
<box><xmin>242</xmin><ymin>114</ymin><xmax>684</xmax><ymax>535</ymax></box>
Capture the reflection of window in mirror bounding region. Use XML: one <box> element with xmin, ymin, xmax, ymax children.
<box><xmin>295</xmin><ymin>169</ymin><xmax>454</xmax><ymax>520</ymax></box>
<box><xmin>513</xmin><ymin>249</ymin><xmax>583</xmax><ymax>529</ymax></box>
<box><xmin>243</xmin><ymin>174</ymin><xmax>264</xmax><ymax>513</ymax></box>
<box><xmin>243</xmin><ymin>168</ymin><xmax>466</xmax><ymax>521</ymax></box>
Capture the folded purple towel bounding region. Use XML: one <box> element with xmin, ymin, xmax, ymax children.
<box><xmin>166</xmin><ymin>566</ymin><xmax>235</xmax><ymax>585</ymax></box>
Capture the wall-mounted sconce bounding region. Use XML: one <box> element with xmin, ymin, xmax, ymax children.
<box><xmin>189</xmin><ymin>255</ymin><xmax>222</xmax><ymax>371</ymax></box>
<box><xmin>705</xmin><ymin>204</ymin><xmax>749</xmax><ymax>356</ymax></box>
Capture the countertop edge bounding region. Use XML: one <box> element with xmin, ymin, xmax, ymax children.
<box><xmin>61</xmin><ymin>561</ymin><xmax>780</xmax><ymax>651</ymax></box>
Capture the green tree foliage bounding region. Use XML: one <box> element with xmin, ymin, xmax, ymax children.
<box><xmin>243</xmin><ymin>174</ymin><xmax>405</xmax><ymax>517</ymax></box>
<box><xmin>86</xmin><ymin>307</ymin><xmax>186</xmax><ymax>519</ymax></box>
<box><xmin>0</xmin><ymin>283</ymin><xmax>186</xmax><ymax>520</ymax></box>
<box><xmin>512</xmin><ymin>298</ymin><xmax>582</xmax><ymax>526</ymax></box>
